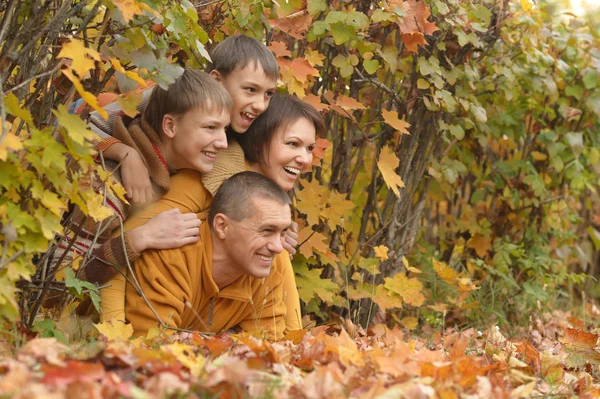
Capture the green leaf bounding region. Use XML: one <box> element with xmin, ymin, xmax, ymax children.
<box><xmin>32</xmin><ymin>319</ymin><xmax>67</xmax><ymax>343</ymax></box>
<box><xmin>330</xmin><ymin>22</ymin><xmax>355</xmax><ymax>45</ymax></box>
<box><xmin>325</xmin><ymin>11</ymin><xmax>347</xmax><ymax>24</ymax></box>
<box><xmin>363</xmin><ymin>59</ymin><xmax>380</xmax><ymax>75</ymax></box>
<box><xmin>583</xmin><ymin>70</ymin><xmax>597</xmax><ymax>89</ymax></box>
<box><xmin>372</xmin><ymin>9</ymin><xmax>395</xmax><ymax>23</ymax></box>
<box><xmin>307</xmin><ymin>0</ymin><xmax>327</xmax><ymax>15</ymax></box>
<box><xmin>332</xmin><ymin>54</ymin><xmax>354</xmax><ymax>78</ymax></box>
<box><xmin>565</xmin><ymin>85</ymin><xmax>583</xmax><ymax>100</ymax></box>
<box><xmin>346</xmin><ymin>11</ymin><xmax>369</xmax><ymax>29</ymax></box>
<box><xmin>53</xmin><ymin>105</ymin><xmax>95</xmax><ymax>146</ymax></box>
<box><xmin>449</xmin><ymin>124</ymin><xmax>465</xmax><ymax>140</ymax></box>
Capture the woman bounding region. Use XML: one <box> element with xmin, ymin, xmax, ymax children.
<box><xmin>101</xmin><ymin>94</ymin><xmax>325</xmax><ymax>333</ymax></box>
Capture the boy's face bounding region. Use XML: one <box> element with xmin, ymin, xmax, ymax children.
<box><xmin>211</xmin><ymin>64</ymin><xmax>277</xmax><ymax>133</ymax></box>
<box><xmin>163</xmin><ymin>106</ymin><xmax>229</xmax><ymax>173</ymax></box>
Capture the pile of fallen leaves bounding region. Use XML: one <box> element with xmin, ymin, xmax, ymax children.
<box><xmin>1</xmin><ymin>311</ymin><xmax>600</xmax><ymax>398</ymax></box>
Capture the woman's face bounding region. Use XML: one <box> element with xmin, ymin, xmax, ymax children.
<box><xmin>255</xmin><ymin>117</ymin><xmax>317</xmax><ymax>192</ymax></box>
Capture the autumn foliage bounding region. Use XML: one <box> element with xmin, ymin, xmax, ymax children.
<box><xmin>1</xmin><ymin>0</ymin><xmax>600</xmax><ymax>386</ymax></box>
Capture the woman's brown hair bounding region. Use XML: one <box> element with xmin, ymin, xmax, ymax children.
<box><xmin>238</xmin><ymin>94</ymin><xmax>325</xmax><ymax>166</ymax></box>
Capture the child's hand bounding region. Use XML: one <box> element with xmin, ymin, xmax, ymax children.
<box><xmin>129</xmin><ymin>208</ymin><xmax>201</xmax><ymax>253</ymax></box>
<box><xmin>283</xmin><ymin>221</ymin><xmax>299</xmax><ymax>259</ymax></box>
<box><xmin>121</xmin><ymin>150</ymin><xmax>154</xmax><ymax>206</ymax></box>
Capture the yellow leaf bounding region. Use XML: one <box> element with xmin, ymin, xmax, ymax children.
<box><xmin>86</xmin><ymin>194</ymin><xmax>114</xmax><ymax>222</ymax></box>
<box><xmin>377</xmin><ymin>146</ymin><xmax>405</xmax><ymax>197</ymax></box>
<box><xmin>402</xmin><ymin>316</ymin><xmax>418</xmax><ymax>330</ymax></box>
<box><xmin>372</xmin><ymin>285</ymin><xmax>403</xmax><ymax>312</ymax></box>
<box><xmin>306</xmin><ymin>49</ymin><xmax>325</xmax><ymax>67</ymax></box>
<box><xmin>57</xmin><ymin>39</ymin><xmax>101</xmax><ymax>77</ymax></box>
<box><xmin>42</xmin><ymin>191</ymin><xmax>67</xmax><ymax>217</ymax></box>
<box><xmin>403</xmin><ymin>256</ymin><xmax>422</xmax><ymax>274</ymax></box>
<box><xmin>381</xmin><ymin>109</ymin><xmax>411</xmax><ymax>135</ymax></box>
<box><xmin>109</xmin><ymin>57</ymin><xmax>126</xmax><ymax>74</ymax></box>
<box><xmin>520</xmin><ymin>0</ymin><xmax>533</xmax><ymax>13</ymax></box>
<box><xmin>112</xmin><ymin>0</ymin><xmax>144</xmax><ymax>22</ymax></box>
<box><xmin>53</xmin><ymin>104</ymin><xmax>96</xmax><ymax>145</ymax></box>
<box><xmin>108</xmin><ymin>178</ymin><xmax>129</xmax><ymax>204</ymax></box>
<box><xmin>531</xmin><ymin>151</ymin><xmax>547</xmax><ymax>161</ymax></box>
<box><xmin>61</xmin><ymin>69</ymin><xmax>108</xmax><ymax>120</ymax></box>
<box><xmin>0</xmin><ymin>131</ymin><xmax>23</xmax><ymax>161</ymax></box>
<box><xmin>433</xmin><ymin>258</ymin><xmax>458</xmax><ymax>286</ymax></box>
<box><xmin>164</xmin><ymin>343</ymin><xmax>205</xmax><ymax>377</ymax></box>
<box><xmin>374</xmin><ymin>245</ymin><xmax>389</xmax><ymax>261</ymax></box>
<box><xmin>384</xmin><ymin>273</ymin><xmax>425</xmax><ymax>307</ymax></box>
<box><xmin>94</xmin><ymin>319</ymin><xmax>134</xmax><ymax>341</ymax></box>
<box><xmin>116</xmin><ymin>91</ymin><xmax>142</xmax><ymax>118</ymax></box>
<box><xmin>125</xmin><ymin>70</ymin><xmax>148</xmax><ymax>88</ymax></box>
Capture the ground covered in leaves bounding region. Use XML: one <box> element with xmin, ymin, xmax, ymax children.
<box><xmin>2</xmin><ymin>310</ymin><xmax>600</xmax><ymax>398</ymax></box>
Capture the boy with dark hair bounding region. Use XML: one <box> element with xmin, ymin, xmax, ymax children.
<box><xmin>51</xmin><ymin>70</ymin><xmax>231</xmax><ymax>285</ymax></box>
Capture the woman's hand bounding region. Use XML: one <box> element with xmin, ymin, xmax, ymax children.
<box><xmin>283</xmin><ymin>221</ymin><xmax>299</xmax><ymax>259</ymax></box>
<box><xmin>121</xmin><ymin>150</ymin><xmax>154</xmax><ymax>206</ymax></box>
<box><xmin>129</xmin><ymin>208</ymin><xmax>201</xmax><ymax>253</ymax></box>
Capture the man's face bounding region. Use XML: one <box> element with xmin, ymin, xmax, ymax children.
<box><xmin>212</xmin><ymin>64</ymin><xmax>277</xmax><ymax>133</ymax></box>
<box><xmin>223</xmin><ymin>197</ymin><xmax>291</xmax><ymax>278</ymax></box>
<box><xmin>165</xmin><ymin>106</ymin><xmax>229</xmax><ymax>172</ymax></box>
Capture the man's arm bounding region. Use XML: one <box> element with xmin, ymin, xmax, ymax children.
<box><xmin>125</xmin><ymin>247</ymin><xmax>193</xmax><ymax>334</ymax></box>
<box><xmin>280</xmin><ymin>253</ymin><xmax>302</xmax><ymax>332</ymax></box>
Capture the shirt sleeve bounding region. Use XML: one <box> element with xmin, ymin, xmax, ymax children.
<box><xmin>280</xmin><ymin>252</ymin><xmax>302</xmax><ymax>332</ymax></box>
<box><xmin>125</xmin><ymin>248</ymin><xmax>193</xmax><ymax>334</ymax></box>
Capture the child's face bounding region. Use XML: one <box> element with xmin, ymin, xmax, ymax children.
<box><xmin>254</xmin><ymin>117</ymin><xmax>316</xmax><ymax>192</ymax></box>
<box><xmin>165</xmin><ymin>106</ymin><xmax>230</xmax><ymax>173</ymax></box>
<box><xmin>214</xmin><ymin>64</ymin><xmax>277</xmax><ymax>133</ymax></box>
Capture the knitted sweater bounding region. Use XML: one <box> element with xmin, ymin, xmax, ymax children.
<box><xmin>51</xmin><ymin>116</ymin><xmax>171</xmax><ymax>285</ymax></box>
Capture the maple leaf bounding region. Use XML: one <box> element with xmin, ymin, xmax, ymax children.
<box><xmin>42</xmin><ymin>360</ymin><xmax>105</xmax><ymax>386</ymax></box>
<box><xmin>280</xmin><ymin>67</ymin><xmax>306</xmax><ymax>98</ymax></box>
<box><xmin>117</xmin><ymin>91</ymin><xmax>143</xmax><ymax>118</ymax></box>
<box><xmin>269</xmin><ymin>11</ymin><xmax>312</xmax><ymax>40</ymax></box>
<box><xmin>384</xmin><ymin>273</ymin><xmax>425</xmax><ymax>306</ymax></box>
<box><xmin>561</xmin><ymin>328</ymin><xmax>599</xmax><ymax>349</ymax></box>
<box><xmin>433</xmin><ymin>258</ymin><xmax>458</xmax><ymax>285</ymax></box>
<box><xmin>112</xmin><ymin>0</ymin><xmax>144</xmax><ymax>22</ymax></box>
<box><xmin>296</xmin><ymin>178</ymin><xmax>324</xmax><ymax>226</ymax></box>
<box><xmin>377</xmin><ymin>146</ymin><xmax>405</xmax><ymax>197</ymax></box>
<box><xmin>295</xmin><ymin>257</ymin><xmax>338</xmax><ymax>303</ymax></box>
<box><xmin>323</xmin><ymin>190</ymin><xmax>355</xmax><ymax>231</ymax></box>
<box><xmin>291</xmin><ymin>58</ymin><xmax>320</xmax><ymax>83</ymax></box>
<box><xmin>305</xmin><ymin>49</ymin><xmax>326</xmax><ymax>67</ymax></box>
<box><xmin>335</xmin><ymin>94</ymin><xmax>366</xmax><ymax>110</ymax></box>
<box><xmin>401</xmin><ymin>32</ymin><xmax>428</xmax><ymax>53</ymax></box>
<box><xmin>61</xmin><ymin>69</ymin><xmax>108</xmax><ymax>119</ymax></box>
<box><xmin>268</xmin><ymin>41</ymin><xmax>291</xmax><ymax>57</ymax></box>
<box><xmin>382</xmin><ymin>109</ymin><xmax>411</xmax><ymax>134</ymax></box>
<box><xmin>95</xmin><ymin>319</ymin><xmax>134</xmax><ymax>341</ymax></box>
<box><xmin>467</xmin><ymin>234</ymin><xmax>492</xmax><ymax>258</ymax></box>
<box><xmin>374</xmin><ymin>245</ymin><xmax>389</xmax><ymax>261</ymax></box>
<box><xmin>57</xmin><ymin>39</ymin><xmax>101</xmax><ymax>77</ymax></box>
<box><xmin>311</xmin><ymin>137</ymin><xmax>331</xmax><ymax>166</ymax></box>
<box><xmin>297</xmin><ymin>227</ymin><xmax>338</xmax><ymax>260</ymax></box>
<box><xmin>86</xmin><ymin>193</ymin><xmax>115</xmax><ymax>222</ymax></box>
<box><xmin>372</xmin><ymin>285</ymin><xmax>403</xmax><ymax>312</ymax></box>
<box><xmin>304</xmin><ymin>94</ymin><xmax>330</xmax><ymax>113</ymax></box>
<box><xmin>164</xmin><ymin>343</ymin><xmax>205</xmax><ymax>377</ymax></box>
<box><xmin>0</xmin><ymin>131</ymin><xmax>23</xmax><ymax>161</ymax></box>
<box><xmin>396</xmin><ymin>0</ymin><xmax>439</xmax><ymax>36</ymax></box>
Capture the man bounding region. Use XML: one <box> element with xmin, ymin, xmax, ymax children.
<box><xmin>124</xmin><ymin>172</ymin><xmax>295</xmax><ymax>338</ymax></box>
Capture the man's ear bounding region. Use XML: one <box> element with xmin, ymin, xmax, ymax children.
<box><xmin>162</xmin><ymin>114</ymin><xmax>176</xmax><ymax>139</ymax></box>
<box><xmin>212</xmin><ymin>213</ymin><xmax>229</xmax><ymax>239</ymax></box>
<box><xmin>209</xmin><ymin>69</ymin><xmax>222</xmax><ymax>83</ymax></box>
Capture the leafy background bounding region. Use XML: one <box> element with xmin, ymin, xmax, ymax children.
<box><xmin>1</xmin><ymin>0</ymin><xmax>600</xmax><ymax>386</ymax></box>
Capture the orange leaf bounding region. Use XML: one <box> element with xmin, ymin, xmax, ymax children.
<box><xmin>562</xmin><ymin>328</ymin><xmax>599</xmax><ymax>349</ymax></box>
<box><xmin>296</xmin><ymin>178</ymin><xmax>324</xmax><ymax>226</ymax></box>
<box><xmin>268</xmin><ymin>41</ymin><xmax>292</xmax><ymax>57</ymax></box>
<box><xmin>467</xmin><ymin>234</ymin><xmax>492</xmax><ymax>258</ymax></box>
<box><xmin>381</xmin><ymin>109</ymin><xmax>411</xmax><ymax>134</ymax></box>
<box><xmin>304</xmin><ymin>94</ymin><xmax>330</xmax><ymax>113</ymax></box>
<box><xmin>291</xmin><ymin>58</ymin><xmax>320</xmax><ymax>83</ymax></box>
<box><xmin>515</xmin><ymin>340</ymin><xmax>541</xmax><ymax>374</ymax></box>
<box><xmin>377</xmin><ymin>146</ymin><xmax>405</xmax><ymax>197</ymax></box>
<box><xmin>311</xmin><ymin>137</ymin><xmax>331</xmax><ymax>166</ymax></box>
<box><xmin>298</xmin><ymin>227</ymin><xmax>338</xmax><ymax>260</ymax></box>
<box><xmin>42</xmin><ymin>360</ymin><xmax>105</xmax><ymax>386</ymax></box>
<box><xmin>433</xmin><ymin>258</ymin><xmax>458</xmax><ymax>286</ymax></box>
<box><xmin>269</xmin><ymin>11</ymin><xmax>312</xmax><ymax>40</ymax></box>
<box><xmin>396</xmin><ymin>0</ymin><xmax>439</xmax><ymax>36</ymax></box>
<box><xmin>112</xmin><ymin>0</ymin><xmax>144</xmax><ymax>22</ymax></box>
<box><xmin>401</xmin><ymin>32</ymin><xmax>428</xmax><ymax>53</ymax></box>
<box><xmin>335</xmin><ymin>95</ymin><xmax>366</xmax><ymax>110</ymax></box>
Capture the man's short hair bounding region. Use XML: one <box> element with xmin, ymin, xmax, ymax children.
<box><xmin>209</xmin><ymin>35</ymin><xmax>278</xmax><ymax>82</ymax></box>
<box><xmin>208</xmin><ymin>171</ymin><xmax>291</xmax><ymax>226</ymax></box>
<box><xmin>239</xmin><ymin>94</ymin><xmax>325</xmax><ymax>166</ymax></box>
<box><xmin>144</xmin><ymin>69</ymin><xmax>233</xmax><ymax>135</ymax></box>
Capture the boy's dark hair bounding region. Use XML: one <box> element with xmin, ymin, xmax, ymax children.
<box><xmin>144</xmin><ymin>69</ymin><xmax>232</xmax><ymax>135</ymax></box>
<box><xmin>210</xmin><ymin>35</ymin><xmax>278</xmax><ymax>81</ymax></box>
<box><xmin>238</xmin><ymin>94</ymin><xmax>325</xmax><ymax>166</ymax></box>
<box><xmin>208</xmin><ymin>171</ymin><xmax>290</xmax><ymax>226</ymax></box>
